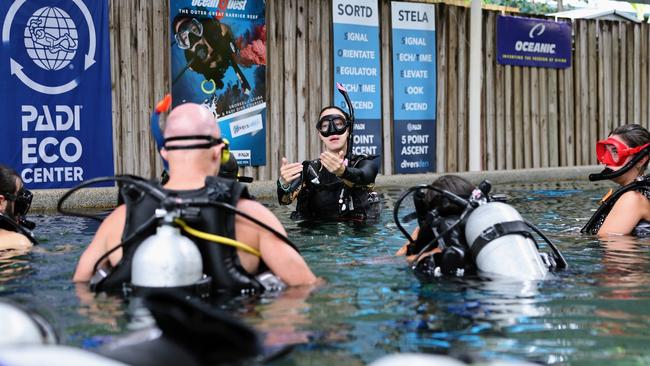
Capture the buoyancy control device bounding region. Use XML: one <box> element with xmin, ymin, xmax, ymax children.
<box><xmin>394</xmin><ymin>181</ymin><xmax>567</xmax><ymax>280</ymax></box>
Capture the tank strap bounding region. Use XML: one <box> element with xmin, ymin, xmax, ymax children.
<box><xmin>470</xmin><ymin>220</ymin><xmax>534</xmax><ymax>261</ymax></box>
<box><xmin>581</xmin><ymin>176</ymin><xmax>650</xmax><ymax>234</ymax></box>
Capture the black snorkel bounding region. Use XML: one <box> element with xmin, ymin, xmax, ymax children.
<box><xmin>589</xmin><ymin>144</ymin><xmax>650</xmax><ymax>181</ymax></box>
<box><xmin>336</xmin><ymin>83</ymin><xmax>355</xmax><ymax>163</ymax></box>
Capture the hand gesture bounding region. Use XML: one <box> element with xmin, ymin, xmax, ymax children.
<box><xmin>320</xmin><ymin>150</ymin><xmax>346</xmax><ymax>177</ymax></box>
<box><xmin>279</xmin><ymin>157</ymin><xmax>303</xmax><ymax>185</ymax></box>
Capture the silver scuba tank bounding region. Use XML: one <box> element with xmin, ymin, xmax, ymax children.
<box><xmin>131</xmin><ymin>214</ymin><xmax>203</xmax><ymax>288</ymax></box>
<box><xmin>464</xmin><ymin>202</ymin><xmax>548</xmax><ymax>280</ymax></box>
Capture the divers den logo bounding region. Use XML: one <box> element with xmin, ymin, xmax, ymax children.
<box><xmin>2</xmin><ymin>0</ymin><xmax>97</xmax><ymax>95</ymax></box>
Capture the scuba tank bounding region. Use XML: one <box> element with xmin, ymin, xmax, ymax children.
<box><xmin>129</xmin><ymin>209</ymin><xmax>210</xmax><ymax>297</ymax></box>
<box><xmin>394</xmin><ymin>180</ymin><xmax>567</xmax><ymax>281</ymax></box>
<box><xmin>464</xmin><ymin>202</ymin><xmax>549</xmax><ymax>280</ymax></box>
<box><xmin>131</xmin><ymin>212</ymin><xmax>203</xmax><ymax>288</ymax></box>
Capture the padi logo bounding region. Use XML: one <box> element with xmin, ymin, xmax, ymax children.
<box><xmin>191</xmin><ymin>0</ymin><xmax>248</xmax><ymax>10</ymax></box>
<box><xmin>407</xmin><ymin>123</ymin><xmax>422</xmax><ymax>132</ymax></box>
<box><xmin>2</xmin><ymin>0</ymin><xmax>97</xmax><ymax>95</ymax></box>
<box><xmin>25</xmin><ymin>8</ymin><xmax>78</xmax><ymax>71</ymax></box>
<box><xmin>529</xmin><ymin>23</ymin><xmax>545</xmax><ymax>38</ymax></box>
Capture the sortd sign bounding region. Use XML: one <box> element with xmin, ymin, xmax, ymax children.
<box><xmin>332</xmin><ymin>0</ymin><xmax>382</xmax><ymax>167</ymax></box>
<box><xmin>0</xmin><ymin>0</ymin><xmax>113</xmax><ymax>189</ymax></box>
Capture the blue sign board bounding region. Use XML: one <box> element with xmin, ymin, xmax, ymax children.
<box><xmin>0</xmin><ymin>0</ymin><xmax>113</xmax><ymax>189</ymax></box>
<box><xmin>333</xmin><ymin>0</ymin><xmax>382</xmax><ymax>165</ymax></box>
<box><xmin>170</xmin><ymin>0</ymin><xmax>267</xmax><ymax>166</ymax></box>
<box><xmin>496</xmin><ymin>15</ymin><xmax>572</xmax><ymax>69</ymax></box>
<box><xmin>391</xmin><ymin>1</ymin><xmax>436</xmax><ymax>174</ymax></box>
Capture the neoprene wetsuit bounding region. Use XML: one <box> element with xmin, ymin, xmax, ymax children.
<box><xmin>277</xmin><ymin>155</ymin><xmax>380</xmax><ymax>221</ymax></box>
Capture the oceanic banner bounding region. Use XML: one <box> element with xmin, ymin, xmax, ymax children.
<box><xmin>170</xmin><ymin>0</ymin><xmax>267</xmax><ymax>166</ymax></box>
<box><xmin>0</xmin><ymin>0</ymin><xmax>113</xmax><ymax>189</ymax></box>
<box><xmin>391</xmin><ymin>1</ymin><xmax>436</xmax><ymax>174</ymax></box>
<box><xmin>496</xmin><ymin>15</ymin><xmax>572</xmax><ymax>69</ymax></box>
<box><xmin>332</xmin><ymin>0</ymin><xmax>382</xmax><ymax>167</ymax></box>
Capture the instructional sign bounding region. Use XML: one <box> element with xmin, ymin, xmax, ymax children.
<box><xmin>496</xmin><ymin>15</ymin><xmax>571</xmax><ymax>69</ymax></box>
<box><xmin>391</xmin><ymin>1</ymin><xmax>436</xmax><ymax>173</ymax></box>
<box><xmin>333</xmin><ymin>0</ymin><xmax>382</xmax><ymax>166</ymax></box>
<box><xmin>170</xmin><ymin>0</ymin><xmax>267</xmax><ymax>166</ymax></box>
<box><xmin>0</xmin><ymin>0</ymin><xmax>114</xmax><ymax>189</ymax></box>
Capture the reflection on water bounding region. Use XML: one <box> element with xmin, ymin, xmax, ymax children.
<box><xmin>4</xmin><ymin>184</ymin><xmax>650</xmax><ymax>365</ymax></box>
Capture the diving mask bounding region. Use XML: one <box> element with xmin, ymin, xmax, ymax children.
<box><xmin>596</xmin><ymin>137</ymin><xmax>650</xmax><ymax>166</ymax></box>
<box><xmin>175</xmin><ymin>18</ymin><xmax>203</xmax><ymax>50</ymax></box>
<box><xmin>2</xmin><ymin>189</ymin><xmax>33</xmax><ymax>218</ymax></box>
<box><xmin>316</xmin><ymin>114</ymin><xmax>349</xmax><ymax>137</ymax></box>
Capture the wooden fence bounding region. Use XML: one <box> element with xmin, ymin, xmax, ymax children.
<box><xmin>110</xmin><ymin>0</ymin><xmax>650</xmax><ymax>180</ymax></box>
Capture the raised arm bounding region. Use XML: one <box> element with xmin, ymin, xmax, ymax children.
<box><xmin>340</xmin><ymin>158</ymin><xmax>379</xmax><ymax>186</ymax></box>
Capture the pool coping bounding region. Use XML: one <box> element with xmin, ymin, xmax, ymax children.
<box><xmin>36</xmin><ymin>165</ymin><xmax>606</xmax><ymax>211</ymax></box>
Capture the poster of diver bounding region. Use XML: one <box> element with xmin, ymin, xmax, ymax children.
<box><xmin>170</xmin><ymin>0</ymin><xmax>267</xmax><ymax>166</ymax></box>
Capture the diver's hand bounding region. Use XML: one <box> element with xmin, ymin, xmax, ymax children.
<box><xmin>279</xmin><ymin>157</ymin><xmax>302</xmax><ymax>186</ymax></box>
<box><xmin>320</xmin><ymin>151</ymin><xmax>346</xmax><ymax>176</ymax></box>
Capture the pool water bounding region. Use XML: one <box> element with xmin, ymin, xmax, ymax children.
<box><xmin>3</xmin><ymin>183</ymin><xmax>650</xmax><ymax>365</ymax></box>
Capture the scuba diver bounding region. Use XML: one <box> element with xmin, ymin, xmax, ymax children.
<box><xmin>277</xmin><ymin>84</ymin><xmax>380</xmax><ymax>222</ymax></box>
<box><xmin>71</xmin><ymin>103</ymin><xmax>316</xmax><ymax>295</ymax></box>
<box><xmin>0</xmin><ymin>165</ymin><xmax>37</xmax><ymax>250</ymax></box>
<box><xmin>582</xmin><ymin>124</ymin><xmax>650</xmax><ymax>236</ymax></box>
<box><xmin>394</xmin><ymin>175</ymin><xmax>567</xmax><ymax>281</ymax></box>
<box><xmin>172</xmin><ymin>14</ymin><xmax>251</xmax><ymax>93</ymax></box>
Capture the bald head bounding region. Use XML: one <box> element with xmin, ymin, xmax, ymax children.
<box><xmin>164</xmin><ymin>103</ymin><xmax>220</xmax><ymax>140</ymax></box>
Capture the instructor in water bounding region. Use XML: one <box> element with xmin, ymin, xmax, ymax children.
<box><xmin>277</xmin><ymin>84</ymin><xmax>380</xmax><ymax>222</ymax></box>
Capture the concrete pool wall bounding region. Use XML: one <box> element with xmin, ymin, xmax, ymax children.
<box><xmin>34</xmin><ymin>165</ymin><xmax>614</xmax><ymax>211</ymax></box>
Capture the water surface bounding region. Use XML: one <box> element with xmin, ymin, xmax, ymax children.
<box><xmin>3</xmin><ymin>182</ymin><xmax>650</xmax><ymax>365</ymax></box>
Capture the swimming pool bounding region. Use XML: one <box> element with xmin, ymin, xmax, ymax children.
<box><xmin>3</xmin><ymin>182</ymin><xmax>650</xmax><ymax>365</ymax></box>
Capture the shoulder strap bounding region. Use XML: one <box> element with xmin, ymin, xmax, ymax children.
<box><xmin>581</xmin><ymin>176</ymin><xmax>650</xmax><ymax>234</ymax></box>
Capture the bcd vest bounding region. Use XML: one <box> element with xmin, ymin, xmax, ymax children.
<box><xmin>582</xmin><ymin>175</ymin><xmax>650</xmax><ymax>236</ymax></box>
<box><xmin>94</xmin><ymin>176</ymin><xmax>263</xmax><ymax>294</ymax></box>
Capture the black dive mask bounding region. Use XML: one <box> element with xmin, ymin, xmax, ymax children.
<box><xmin>163</xmin><ymin>135</ymin><xmax>227</xmax><ymax>151</ymax></box>
<box><xmin>2</xmin><ymin>189</ymin><xmax>33</xmax><ymax>218</ymax></box>
<box><xmin>316</xmin><ymin>114</ymin><xmax>350</xmax><ymax>137</ymax></box>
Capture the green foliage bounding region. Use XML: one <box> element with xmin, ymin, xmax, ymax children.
<box><xmin>482</xmin><ymin>0</ymin><xmax>558</xmax><ymax>14</ymax></box>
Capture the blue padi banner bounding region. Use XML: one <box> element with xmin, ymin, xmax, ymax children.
<box><xmin>496</xmin><ymin>15</ymin><xmax>572</xmax><ymax>69</ymax></box>
<box><xmin>391</xmin><ymin>1</ymin><xmax>436</xmax><ymax>174</ymax></box>
<box><xmin>170</xmin><ymin>0</ymin><xmax>267</xmax><ymax>166</ymax></box>
<box><xmin>333</xmin><ymin>0</ymin><xmax>382</xmax><ymax>166</ymax></box>
<box><xmin>0</xmin><ymin>0</ymin><xmax>113</xmax><ymax>189</ymax></box>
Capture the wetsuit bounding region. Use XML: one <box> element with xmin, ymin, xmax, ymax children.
<box><xmin>277</xmin><ymin>155</ymin><xmax>380</xmax><ymax>221</ymax></box>
<box><xmin>582</xmin><ymin>175</ymin><xmax>650</xmax><ymax>236</ymax></box>
<box><xmin>93</xmin><ymin>176</ymin><xmax>265</xmax><ymax>294</ymax></box>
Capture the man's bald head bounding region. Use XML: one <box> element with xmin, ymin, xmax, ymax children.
<box><xmin>164</xmin><ymin>103</ymin><xmax>220</xmax><ymax>140</ymax></box>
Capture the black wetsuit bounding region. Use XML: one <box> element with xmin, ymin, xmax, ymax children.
<box><xmin>277</xmin><ymin>155</ymin><xmax>380</xmax><ymax>221</ymax></box>
<box><xmin>93</xmin><ymin>176</ymin><xmax>265</xmax><ymax>294</ymax></box>
<box><xmin>582</xmin><ymin>175</ymin><xmax>650</xmax><ymax>236</ymax></box>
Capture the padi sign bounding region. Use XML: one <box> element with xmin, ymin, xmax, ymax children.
<box><xmin>0</xmin><ymin>0</ymin><xmax>113</xmax><ymax>189</ymax></box>
<box><xmin>496</xmin><ymin>15</ymin><xmax>572</xmax><ymax>69</ymax></box>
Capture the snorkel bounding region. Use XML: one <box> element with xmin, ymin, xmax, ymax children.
<box><xmin>151</xmin><ymin>95</ymin><xmax>172</xmax><ymax>171</ymax></box>
<box><xmin>588</xmin><ymin>144</ymin><xmax>650</xmax><ymax>181</ymax></box>
<box><xmin>336</xmin><ymin>83</ymin><xmax>355</xmax><ymax>162</ymax></box>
